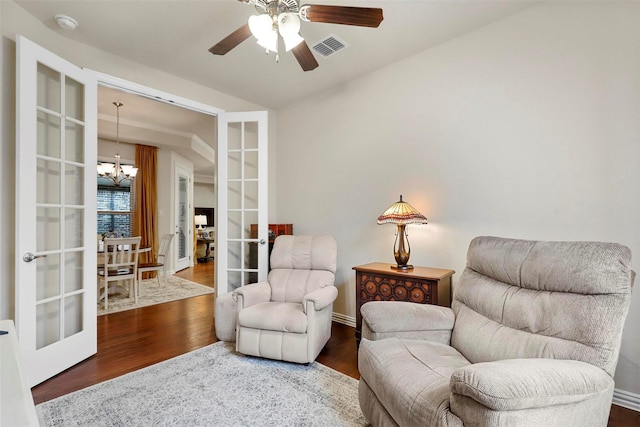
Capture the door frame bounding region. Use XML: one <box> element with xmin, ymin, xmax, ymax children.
<box><xmin>89</xmin><ymin>72</ymin><xmax>269</xmax><ymax>291</ymax></box>
<box><xmin>86</xmin><ymin>69</ymin><xmax>226</xmax><ymax>274</ymax></box>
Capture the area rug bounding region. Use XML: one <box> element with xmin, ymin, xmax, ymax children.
<box><xmin>98</xmin><ymin>275</ymin><xmax>214</xmax><ymax>316</ymax></box>
<box><xmin>36</xmin><ymin>341</ymin><xmax>366</xmax><ymax>426</ymax></box>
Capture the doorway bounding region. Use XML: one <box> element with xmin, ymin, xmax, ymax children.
<box><xmin>96</xmin><ymin>82</ymin><xmax>219</xmax><ymax>276</ymax></box>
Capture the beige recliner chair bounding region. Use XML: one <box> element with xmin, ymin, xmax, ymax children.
<box><xmin>234</xmin><ymin>235</ymin><xmax>338</xmax><ymax>364</ymax></box>
<box><xmin>358</xmin><ymin>236</ymin><xmax>634</xmax><ymax>427</ymax></box>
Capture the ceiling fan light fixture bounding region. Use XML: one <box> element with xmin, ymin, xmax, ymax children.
<box><xmin>249</xmin><ymin>14</ymin><xmax>273</xmax><ymax>41</ymax></box>
<box><xmin>256</xmin><ymin>30</ymin><xmax>278</xmax><ymax>53</ymax></box>
<box><xmin>278</xmin><ymin>13</ymin><xmax>304</xmax><ymax>51</ymax></box>
<box><xmin>249</xmin><ymin>14</ymin><xmax>278</xmax><ymax>53</ymax></box>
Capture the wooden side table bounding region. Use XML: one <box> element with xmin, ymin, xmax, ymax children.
<box><xmin>353</xmin><ymin>262</ymin><xmax>455</xmax><ymax>346</ymax></box>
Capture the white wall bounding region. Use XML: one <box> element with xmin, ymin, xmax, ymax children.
<box><xmin>0</xmin><ymin>0</ymin><xmax>274</xmax><ymax>319</ymax></box>
<box><xmin>275</xmin><ymin>2</ymin><xmax>640</xmax><ymax>396</ymax></box>
<box><xmin>97</xmin><ymin>138</ymin><xmax>135</xmax><ymax>164</ymax></box>
<box><xmin>97</xmin><ymin>138</ymin><xmax>184</xmax><ymax>272</ymax></box>
<box><xmin>194</xmin><ymin>182</ymin><xmax>216</xmax><ymax>211</ymax></box>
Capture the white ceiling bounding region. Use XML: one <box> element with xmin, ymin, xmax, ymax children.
<box><xmin>16</xmin><ymin>0</ymin><xmax>538</xmax><ymax>178</ymax></box>
<box><xmin>16</xmin><ymin>0</ymin><xmax>538</xmax><ymax>109</ymax></box>
<box><xmin>98</xmin><ymin>86</ymin><xmax>217</xmax><ymax>179</ymax></box>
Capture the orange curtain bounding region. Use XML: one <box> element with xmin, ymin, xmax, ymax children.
<box><xmin>133</xmin><ymin>145</ymin><xmax>158</xmax><ymax>272</ymax></box>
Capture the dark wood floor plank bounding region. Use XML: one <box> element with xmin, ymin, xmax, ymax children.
<box><xmin>31</xmin><ymin>263</ymin><xmax>637</xmax><ymax>426</ymax></box>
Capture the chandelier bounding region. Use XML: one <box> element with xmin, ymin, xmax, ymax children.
<box><xmin>97</xmin><ymin>102</ymin><xmax>138</xmax><ymax>186</ymax></box>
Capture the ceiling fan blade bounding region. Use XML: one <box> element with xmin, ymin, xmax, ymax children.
<box><xmin>209</xmin><ymin>24</ymin><xmax>252</xmax><ymax>55</ymax></box>
<box><xmin>301</xmin><ymin>5</ymin><xmax>383</xmax><ymax>28</ymax></box>
<box><xmin>292</xmin><ymin>41</ymin><xmax>319</xmax><ymax>72</ymax></box>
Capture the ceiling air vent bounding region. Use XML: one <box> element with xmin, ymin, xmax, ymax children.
<box><xmin>312</xmin><ymin>35</ymin><xmax>348</xmax><ymax>58</ymax></box>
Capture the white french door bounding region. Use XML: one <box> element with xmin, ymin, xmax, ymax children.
<box><xmin>14</xmin><ymin>36</ymin><xmax>270</xmax><ymax>384</ymax></box>
<box><xmin>174</xmin><ymin>164</ymin><xmax>192</xmax><ymax>271</ymax></box>
<box><xmin>216</xmin><ymin>112</ymin><xmax>269</xmax><ymax>295</ymax></box>
<box><xmin>15</xmin><ymin>35</ymin><xmax>97</xmax><ymax>386</ymax></box>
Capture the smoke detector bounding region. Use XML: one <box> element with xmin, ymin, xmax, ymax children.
<box><xmin>55</xmin><ymin>14</ymin><xmax>78</xmax><ymax>30</ymax></box>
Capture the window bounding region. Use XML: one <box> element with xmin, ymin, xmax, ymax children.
<box><xmin>97</xmin><ymin>175</ymin><xmax>135</xmax><ymax>237</ymax></box>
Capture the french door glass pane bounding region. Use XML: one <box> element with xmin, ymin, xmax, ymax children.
<box><xmin>65</xmin><ymin>121</ymin><xmax>84</xmax><ymax>163</ymax></box>
<box><xmin>37</xmin><ymin>159</ymin><xmax>61</xmax><ymax>204</ymax></box>
<box><xmin>65</xmin><ymin>164</ymin><xmax>84</xmax><ymax>205</ymax></box>
<box><xmin>64</xmin><ymin>76</ymin><xmax>84</xmax><ymax>121</ymax></box>
<box><xmin>228</xmin><ymin>211</ymin><xmax>241</xmax><ymax>240</ymax></box>
<box><xmin>228</xmin><ymin>181</ymin><xmax>241</xmax><ymax>209</ymax></box>
<box><xmin>36</xmin><ymin>207</ymin><xmax>61</xmax><ymax>252</ymax></box>
<box><xmin>64</xmin><ymin>294</ymin><xmax>83</xmax><ymax>338</ymax></box>
<box><xmin>35</xmin><ymin>253</ymin><xmax>60</xmax><ymax>300</ymax></box>
<box><xmin>178</xmin><ymin>175</ymin><xmax>188</xmax><ymax>259</ymax></box>
<box><xmin>244</xmin><ymin>150</ymin><xmax>258</xmax><ymax>179</ymax></box>
<box><xmin>37</xmin><ymin>112</ymin><xmax>60</xmax><ymax>157</ymax></box>
<box><xmin>228</xmin><ymin>271</ymin><xmax>241</xmax><ymax>292</ymax></box>
<box><xmin>228</xmin><ymin>151</ymin><xmax>241</xmax><ymax>180</ymax></box>
<box><xmin>228</xmin><ymin>122</ymin><xmax>241</xmax><ymax>149</ymax></box>
<box><xmin>65</xmin><ymin>207</ymin><xmax>84</xmax><ymax>249</ymax></box>
<box><xmin>36</xmin><ymin>301</ymin><xmax>61</xmax><ymax>349</ymax></box>
<box><xmin>243</xmin><ymin>211</ymin><xmax>258</xmax><ymax>240</ymax></box>
<box><xmin>244</xmin><ymin>122</ymin><xmax>258</xmax><ymax>149</ymax></box>
<box><xmin>243</xmin><ymin>241</ymin><xmax>254</xmax><ymax>271</ymax></box>
<box><xmin>37</xmin><ymin>63</ymin><xmax>60</xmax><ymax>112</ymax></box>
<box><xmin>228</xmin><ymin>240</ymin><xmax>241</xmax><ymax>269</ymax></box>
<box><xmin>244</xmin><ymin>181</ymin><xmax>258</xmax><ymax>210</ymax></box>
<box><xmin>64</xmin><ymin>251</ymin><xmax>83</xmax><ymax>293</ymax></box>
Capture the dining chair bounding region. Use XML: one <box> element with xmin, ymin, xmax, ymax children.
<box><xmin>97</xmin><ymin>236</ymin><xmax>141</xmax><ymax>311</ymax></box>
<box><xmin>136</xmin><ymin>234</ymin><xmax>174</xmax><ymax>301</ymax></box>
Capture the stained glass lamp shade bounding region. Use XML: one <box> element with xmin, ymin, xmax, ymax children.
<box><xmin>377</xmin><ymin>195</ymin><xmax>428</xmax><ymax>270</ymax></box>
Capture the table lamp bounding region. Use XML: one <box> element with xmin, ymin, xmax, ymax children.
<box><xmin>377</xmin><ymin>195</ymin><xmax>428</xmax><ymax>270</ymax></box>
<box><xmin>195</xmin><ymin>215</ymin><xmax>207</xmax><ymax>236</ymax></box>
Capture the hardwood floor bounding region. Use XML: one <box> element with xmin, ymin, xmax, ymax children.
<box><xmin>32</xmin><ymin>263</ymin><xmax>638</xmax><ymax>426</ymax></box>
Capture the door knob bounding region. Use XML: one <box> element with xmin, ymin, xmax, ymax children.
<box><xmin>23</xmin><ymin>252</ymin><xmax>46</xmax><ymax>263</ymax></box>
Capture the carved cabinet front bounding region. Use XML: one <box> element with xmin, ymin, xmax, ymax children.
<box><xmin>353</xmin><ymin>263</ymin><xmax>455</xmax><ymax>346</ymax></box>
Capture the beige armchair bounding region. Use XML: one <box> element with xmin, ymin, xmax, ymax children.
<box><xmin>234</xmin><ymin>235</ymin><xmax>338</xmax><ymax>364</ymax></box>
<box><xmin>358</xmin><ymin>236</ymin><xmax>634</xmax><ymax>427</ymax></box>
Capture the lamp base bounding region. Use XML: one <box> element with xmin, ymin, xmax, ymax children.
<box><xmin>391</xmin><ymin>264</ymin><xmax>414</xmax><ymax>271</ymax></box>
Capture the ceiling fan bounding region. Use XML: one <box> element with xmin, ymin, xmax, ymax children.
<box><xmin>209</xmin><ymin>0</ymin><xmax>384</xmax><ymax>71</ymax></box>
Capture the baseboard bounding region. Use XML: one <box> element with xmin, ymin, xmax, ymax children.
<box><xmin>613</xmin><ymin>388</ymin><xmax>640</xmax><ymax>412</ymax></box>
<box><xmin>332</xmin><ymin>313</ymin><xmax>356</xmax><ymax>328</ymax></box>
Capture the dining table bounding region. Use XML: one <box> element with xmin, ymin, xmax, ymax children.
<box><xmin>197</xmin><ymin>236</ymin><xmax>214</xmax><ymax>263</ymax></box>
